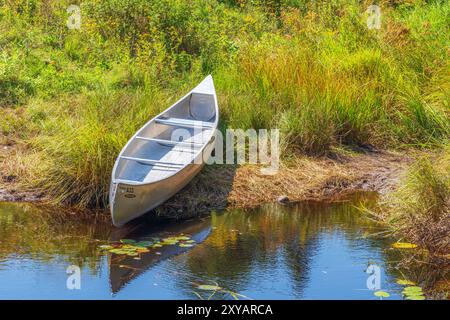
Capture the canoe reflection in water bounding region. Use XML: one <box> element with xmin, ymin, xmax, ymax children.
<box><xmin>108</xmin><ymin>217</ymin><xmax>212</xmax><ymax>293</ymax></box>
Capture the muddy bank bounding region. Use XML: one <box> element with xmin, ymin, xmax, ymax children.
<box><xmin>0</xmin><ymin>141</ymin><xmax>43</xmax><ymax>202</ymax></box>
<box><xmin>1</xmin><ymin>139</ymin><xmax>411</xmax><ymax>218</ymax></box>
<box><xmin>155</xmin><ymin>150</ymin><xmax>411</xmax><ymax>219</ymax></box>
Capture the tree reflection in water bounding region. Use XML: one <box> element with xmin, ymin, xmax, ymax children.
<box><xmin>0</xmin><ymin>193</ymin><xmax>446</xmax><ymax>299</ymax></box>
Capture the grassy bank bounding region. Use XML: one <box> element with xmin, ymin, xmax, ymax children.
<box><xmin>373</xmin><ymin>145</ymin><xmax>449</xmax><ymax>256</ymax></box>
<box><xmin>0</xmin><ymin>0</ymin><xmax>449</xmax><ymax>210</ymax></box>
<box><xmin>365</xmin><ymin>146</ymin><xmax>449</xmax><ymax>299</ymax></box>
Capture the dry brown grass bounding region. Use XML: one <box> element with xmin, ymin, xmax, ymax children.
<box><xmin>1</xmin><ymin>133</ymin><xmax>411</xmax><ymax>220</ymax></box>
<box><xmin>0</xmin><ymin>143</ymin><xmax>44</xmax><ymax>201</ymax></box>
<box><xmin>154</xmin><ymin>150</ymin><xmax>410</xmax><ymax>219</ymax></box>
<box><xmin>378</xmin><ymin>147</ymin><xmax>450</xmax><ymax>255</ymax></box>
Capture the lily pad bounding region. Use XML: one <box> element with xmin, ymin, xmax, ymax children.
<box><xmin>374</xmin><ymin>290</ymin><xmax>390</xmax><ymax>298</ymax></box>
<box><xmin>403</xmin><ymin>286</ymin><xmax>423</xmax><ymax>294</ymax></box>
<box><xmin>109</xmin><ymin>249</ymin><xmax>128</xmax><ymax>254</ymax></box>
<box><xmin>120</xmin><ymin>239</ymin><xmax>136</xmax><ymax>244</ymax></box>
<box><xmin>121</xmin><ymin>244</ymin><xmax>137</xmax><ymax>249</ymax></box>
<box><xmin>135</xmin><ymin>241</ymin><xmax>153</xmax><ymax>247</ymax></box>
<box><xmin>99</xmin><ymin>245</ymin><xmax>113</xmax><ymax>250</ymax></box>
<box><xmin>197</xmin><ymin>285</ymin><xmax>222</xmax><ymax>291</ymax></box>
<box><xmin>402</xmin><ymin>286</ymin><xmax>424</xmax><ymax>300</ymax></box>
<box><xmin>391</xmin><ymin>242</ymin><xmax>417</xmax><ymax>249</ymax></box>
<box><xmin>179</xmin><ymin>243</ymin><xmax>194</xmax><ymax>248</ymax></box>
<box><xmin>162</xmin><ymin>238</ymin><xmax>179</xmax><ymax>245</ymax></box>
<box><xmin>406</xmin><ymin>295</ymin><xmax>425</xmax><ymax>300</ymax></box>
<box><xmin>126</xmin><ymin>252</ymin><xmax>138</xmax><ymax>257</ymax></box>
<box><xmin>397</xmin><ymin>279</ymin><xmax>416</xmax><ymax>286</ymax></box>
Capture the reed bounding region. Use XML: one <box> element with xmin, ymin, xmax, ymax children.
<box><xmin>21</xmin><ymin>88</ymin><xmax>169</xmax><ymax>207</ymax></box>
<box><xmin>379</xmin><ymin>145</ymin><xmax>450</xmax><ymax>254</ymax></box>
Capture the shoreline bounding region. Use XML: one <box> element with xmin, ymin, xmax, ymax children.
<box><xmin>155</xmin><ymin>149</ymin><xmax>410</xmax><ymax>219</ymax></box>
<box><xmin>0</xmin><ymin>144</ymin><xmax>411</xmax><ymax>218</ymax></box>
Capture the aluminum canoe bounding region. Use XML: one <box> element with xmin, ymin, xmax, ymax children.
<box><xmin>110</xmin><ymin>75</ymin><xmax>219</xmax><ymax>227</ymax></box>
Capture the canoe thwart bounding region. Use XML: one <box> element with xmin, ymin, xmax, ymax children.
<box><xmin>119</xmin><ymin>156</ymin><xmax>184</xmax><ymax>168</ymax></box>
<box><xmin>155</xmin><ymin>117</ymin><xmax>215</xmax><ymax>129</ymax></box>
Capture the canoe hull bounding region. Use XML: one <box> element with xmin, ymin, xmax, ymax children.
<box><xmin>110</xmin><ymin>140</ymin><xmax>214</xmax><ymax>227</ymax></box>
<box><xmin>110</xmin><ymin>75</ymin><xmax>218</xmax><ymax>227</ymax></box>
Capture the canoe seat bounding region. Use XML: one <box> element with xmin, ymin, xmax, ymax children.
<box><xmin>155</xmin><ymin>117</ymin><xmax>214</xmax><ymax>129</ymax></box>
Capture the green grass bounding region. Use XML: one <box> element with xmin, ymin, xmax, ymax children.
<box><xmin>0</xmin><ymin>0</ymin><xmax>449</xmax><ymax>208</ymax></box>
<box><xmin>21</xmin><ymin>88</ymin><xmax>172</xmax><ymax>207</ymax></box>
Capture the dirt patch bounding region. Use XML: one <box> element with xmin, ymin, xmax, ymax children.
<box><xmin>0</xmin><ymin>141</ymin><xmax>45</xmax><ymax>202</ymax></box>
<box><xmin>155</xmin><ymin>149</ymin><xmax>412</xmax><ymax>219</ymax></box>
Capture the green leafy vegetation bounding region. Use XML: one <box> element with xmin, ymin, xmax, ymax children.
<box><xmin>0</xmin><ymin>0</ymin><xmax>449</xmax><ymax>208</ymax></box>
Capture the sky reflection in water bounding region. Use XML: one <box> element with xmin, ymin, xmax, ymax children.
<box><xmin>0</xmin><ymin>195</ymin><xmax>411</xmax><ymax>299</ymax></box>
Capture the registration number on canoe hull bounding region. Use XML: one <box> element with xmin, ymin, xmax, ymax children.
<box><xmin>119</xmin><ymin>187</ymin><xmax>136</xmax><ymax>199</ymax></box>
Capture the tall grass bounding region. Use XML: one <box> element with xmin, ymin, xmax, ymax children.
<box><xmin>217</xmin><ymin>4</ymin><xmax>450</xmax><ymax>153</ymax></box>
<box><xmin>0</xmin><ymin>0</ymin><xmax>449</xmax><ymax>208</ymax></box>
<box><xmin>21</xmin><ymin>83</ymin><xmax>189</xmax><ymax>207</ymax></box>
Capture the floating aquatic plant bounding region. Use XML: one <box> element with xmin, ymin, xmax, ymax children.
<box><xmin>402</xmin><ymin>286</ymin><xmax>425</xmax><ymax>300</ymax></box>
<box><xmin>135</xmin><ymin>241</ymin><xmax>153</xmax><ymax>247</ymax></box>
<box><xmin>395</xmin><ymin>278</ymin><xmax>425</xmax><ymax>300</ymax></box>
<box><xmin>396</xmin><ymin>279</ymin><xmax>416</xmax><ymax>286</ymax></box>
<box><xmin>391</xmin><ymin>242</ymin><xmax>418</xmax><ymax>249</ymax></box>
<box><xmin>98</xmin><ymin>234</ymin><xmax>196</xmax><ymax>256</ymax></box>
<box><xmin>120</xmin><ymin>239</ymin><xmax>136</xmax><ymax>244</ymax></box>
<box><xmin>179</xmin><ymin>243</ymin><xmax>194</xmax><ymax>248</ymax></box>
<box><xmin>374</xmin><ymin>290</ymin><xmax>390</xmax><ymax>298</ymax></box>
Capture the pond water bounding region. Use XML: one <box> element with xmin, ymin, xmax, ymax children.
<box><xmin>0</xmin><ymin>194</ymin><xmax>434</xmax><ymax>299</ymax></box>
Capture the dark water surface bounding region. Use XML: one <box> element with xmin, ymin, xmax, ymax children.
<box><xmin>0</xmin><ymin>194</ymin><xmax>425</xmax><ymax>299</ymax></box>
